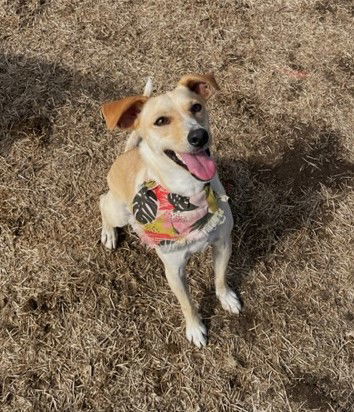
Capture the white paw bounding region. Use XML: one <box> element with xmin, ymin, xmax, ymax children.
<box><xmin>186</xmin><ymin>320</ymin><xmax>207</xmax><ymax>348</ymax></box>
<box><xmin>217</xmin><ymin>289</ymin><xmax>241</xmax><ymax>314</ymax></box>
<box><xmin>101</xmin><ymin>226</ymin><xmax>117</xmax><ymax>250</ymax></box>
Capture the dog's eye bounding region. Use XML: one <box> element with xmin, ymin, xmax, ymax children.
<box><xmin>190</xmin><ymin>103</ymin><xmax>202</xmax><ymax>113</ymax></box>
<box><xmin>154</xmin><ymin>116</ymin><xmax>170</xmax><ymax>126</ymax></box>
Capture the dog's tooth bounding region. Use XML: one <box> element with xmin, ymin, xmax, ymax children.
<box><xmin>175</xmin><ymin>152</ymin><xmax>186</xmax><ymax>164</ymax></box>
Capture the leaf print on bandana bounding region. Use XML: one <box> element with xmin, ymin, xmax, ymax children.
<box><xmin>144</xmin><ymin>217</ymin><xmax>179</xmax><ymax>236</ymax></box>
<box><xmin>168</xmin><ymin>193</ymin><xmax>198</xmax><ymax>212</ymax></box>
<box><xmin>205</xmin><ymin>184</ymin><xmax>218</xmax><ymax>213</ymax></box>
<box><xmin>190</xmin><ymin>212</ymin><xmax>213</xmax><ymax>231</ymax></box>
<box><xmin>133</xmin><ymin>186</ymin><xmax>158</xmax><ymax>224</ymax></box>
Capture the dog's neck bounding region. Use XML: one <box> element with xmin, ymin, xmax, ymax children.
<box><xmin>139</xmin><ymin>140</ymin><xmax>207</xmax><ymax>197</ymax></box>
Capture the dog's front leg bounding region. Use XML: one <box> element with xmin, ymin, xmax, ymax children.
<box><xmin>213</xmin><ymin>235</ymin><xmax>242</xmax><ymax>314</ymax></box>
<box><xmin>156</xmin><ymin>249</ymin><xmax>207</xmax><ymax>348</ymax></box>
<box><xmin>100</xmin><ymin>191</ymin><xmax>129</xmax><ymax>249</ymax></box>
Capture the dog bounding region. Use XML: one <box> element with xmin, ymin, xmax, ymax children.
<box><xmin>100</xmin><ymin>73</ymin><xmax>241</xmax><ymax>347</ymax></box>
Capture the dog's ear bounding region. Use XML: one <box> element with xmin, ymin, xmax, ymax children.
<box><xmin>101</xmin><ymin>96</ymin><xmax>148</xmax><ymax>130</ymax></box>
<box><xmin>178</xmin><ymin>73</ymin><xmax>220</xmax><ymax>100</ymax></box>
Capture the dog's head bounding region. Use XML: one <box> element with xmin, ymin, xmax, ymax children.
<box><xmin>102</xmin><ymin>73</ymin><xmax>219</xmax><ymax>182</ymax></box>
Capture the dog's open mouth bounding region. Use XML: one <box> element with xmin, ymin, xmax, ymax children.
<box><xmin>164</xmin><ymin>148</ymin><xmax>216</xmax><ymax>181</ymax></box>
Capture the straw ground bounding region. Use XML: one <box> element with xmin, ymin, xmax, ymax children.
<box><xmin>1</xmin><ymin>1</ymin><xmax>353</xmax><ymax>410</ymax></box>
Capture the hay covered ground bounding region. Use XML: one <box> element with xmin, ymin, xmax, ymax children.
<box><xmin>1</xmin><ymin>0</ymin><xmax>353</xmax><ymax>410</ymax></box>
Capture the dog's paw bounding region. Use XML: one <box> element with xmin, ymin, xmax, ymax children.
<box><xmin>186</xmin><ymin>320</ymin><xmax>207</xmax><ymax>348</ymax></box>
<box><xmin>101</xmin><ymin>226</ymin><xmax>117</xmax><ymax>250</ymax></box>
<box><xmin>217</xmin><ymin>289</ymin><xmax>242</xmax><ymax>314</ymax></box>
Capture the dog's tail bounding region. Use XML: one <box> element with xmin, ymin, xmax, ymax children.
<box><xmin>124</xmin><ymin>77</ymin><xmax>153</xmax><ymax>152</ymax></box>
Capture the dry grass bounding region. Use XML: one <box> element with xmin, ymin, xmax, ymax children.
<box><xmin>1</xmin><ymin>0</ymin><xmax>354</xmax><ymax>410</ymax></box>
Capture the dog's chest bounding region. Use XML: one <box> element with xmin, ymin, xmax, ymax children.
<box><xmin>128</xmin><ymin>180</ymin><xmax>227</xmax><ymax>251</ymax></box>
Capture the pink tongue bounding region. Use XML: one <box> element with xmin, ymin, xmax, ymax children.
<box><xmin>179</xmin><ymin>151</ymin><xmax>217</xmax><ymax>181</ymax></box>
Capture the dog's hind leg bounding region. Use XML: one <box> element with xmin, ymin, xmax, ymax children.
<box><xmin>156</xmin><ymin>248</ymin><xmax>207</xmax><ymax>348</ymax></box>
<box><xmin>213</xmin><ymin>235</ymin><xmax>241</xmax><ymax>314</ymax></box>
<box><xmin>99</xmin><ymin>191</ymin><xmax>129</xmax><ymax>249</ymax></box>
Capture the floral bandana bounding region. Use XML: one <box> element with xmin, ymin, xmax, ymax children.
<box><xmin>130</xmin><ymin>180</ymin><xmax>226</xmax><ymax>251</ymax></box>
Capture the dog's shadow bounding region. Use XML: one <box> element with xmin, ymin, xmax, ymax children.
<box><xmin>200</xmin><ymin>126</ymin><xmax>354</xmax><ymax>324</ymax></box>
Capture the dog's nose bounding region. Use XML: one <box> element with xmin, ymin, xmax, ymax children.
<box><xmin>187</xmin><ymin>129</ymin><xmax>209</xmax><ymax>148</ymax></box>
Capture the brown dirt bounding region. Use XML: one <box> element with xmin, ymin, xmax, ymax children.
<box><xmin>1</xmin><ymin>1</ymin><xmax>353</xmax><ymax>411</ymax></box>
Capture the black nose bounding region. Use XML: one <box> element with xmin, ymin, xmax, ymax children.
<box><xmin>187</xmin><ymin>129</ymin><xmax>209</xmax><ymax>148</ymax></box>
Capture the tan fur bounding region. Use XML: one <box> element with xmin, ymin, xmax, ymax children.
<box><xmin>102</xmin><ymin>95</ymin><xmax>148</xmax><ymax>130</ymax></box>
<box><xmin>107</xmin><ymin>148</ymin><xmax>145</xmax><ymax>204</ymax></box>
<box><xmin>178</xmin><ymin>73</ymin><xmax>220</xmax><ymax>99</ymax></box>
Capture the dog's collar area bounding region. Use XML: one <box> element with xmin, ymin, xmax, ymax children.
<box><xmin>130</xmin><ymin>180</ymin><xmax>225</xmax><ymax>251</ymax></box>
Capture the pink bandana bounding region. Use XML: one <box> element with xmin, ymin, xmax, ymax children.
<box><xmin>130</xmin><ymin>180</ymin><xmax>225</xmax><ymax>250</ymax></box>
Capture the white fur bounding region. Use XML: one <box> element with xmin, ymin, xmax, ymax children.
<box><xmin>217</xmin><ymin>289</ymin><xmax>242</xmax><ymax>314</ymax></box>
<box><xmin>100</xmin><ymin>191</ymin><xmax>129</xmax><ymax>248</ymax></box>
<box><xmin>143</xmin><ymin>77</ymin><xmax>154</xmax><ymax>97</ymax></box>
<box><xmin>186</xmin><ymin>320</ymin><xmax>207</xmax><ymax>348</ymax></box>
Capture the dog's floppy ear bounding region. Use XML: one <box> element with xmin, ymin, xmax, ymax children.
<box><xmin>178</xmin><ymin>73</ymin><xmax>220</xmax><ymax>100</ymax></box>
<box><xmin>101</xmin><ymin>95</ymin><xmax>148</xmax><ymax>130</ymax></box>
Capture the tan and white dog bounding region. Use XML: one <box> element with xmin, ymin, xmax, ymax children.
<box><xmin>100</xmin><ymin>74</ymin><xmax>241</xmax><ymax>347</ymax></box>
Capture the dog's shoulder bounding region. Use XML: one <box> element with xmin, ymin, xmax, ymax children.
<box><xmin>107</xmin><ymin>148</ymin><xmax>146</xmax><ymax>204</ymax></box>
